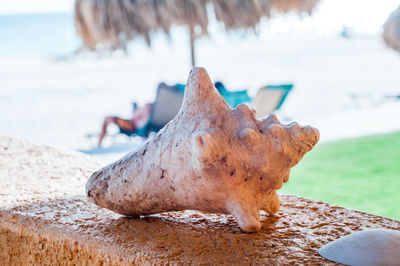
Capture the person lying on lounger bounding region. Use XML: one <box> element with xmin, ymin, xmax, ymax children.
<box><xmin>97</xmin><ymin>102</ymin><xmax>151</xmax><ymax>147</ymax></box>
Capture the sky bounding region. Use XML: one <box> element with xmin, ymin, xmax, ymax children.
<box><xmin>0</xmin><ymin>0</ymin><xmax>398</xmax><ymax>34</ymax></box>
<box><xmin>0</xmin><ymin>0</ymin><xmax>74</xmax><ymax>14</ymax></box>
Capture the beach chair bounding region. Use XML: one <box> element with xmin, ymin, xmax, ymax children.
<box><xmin>173</xmin><ymin>82</ymin><xmax>251</xmax><ymax>108</ymax></box>
<box><xmin>142</xmin><ymin>82</ymin><xmax>184</xmax><ymax>136</ymax></box>
<box><xmin>251</xmin><ymin>84</ymin><xmax>293</xmax><ymax>118</ymax></box>
<box><xmin>114</xmin><ymin>82</ymin><xmax>184</xmax><ymax>138</ymax></box>
<box><xmin>86</xmin><ymin>82</ymin><xmax>184</xmax><ymax>147</ymax></box>
<box><xmin>214</xmin><ymin>82</ymin><xmax>252</xmax><ymax>107</ymax></box>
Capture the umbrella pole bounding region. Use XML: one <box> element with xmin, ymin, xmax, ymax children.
<box><xmin>189</xmin><ymin>25</ymin><xmax>196</xmax><ymax>67</ymax></box>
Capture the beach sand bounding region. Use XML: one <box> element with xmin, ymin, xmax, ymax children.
<box><xmin>1</xmin><ymin>33</ymin><xmax>399</xmax><ymax>164</ymax></box>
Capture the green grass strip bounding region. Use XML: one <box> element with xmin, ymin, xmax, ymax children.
<box><xmin>281</xmin><ymin>132</ymin><xmax>400</xmax><ymax>220</ymax></box>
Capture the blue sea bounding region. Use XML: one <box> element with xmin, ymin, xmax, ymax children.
<box><xmin>0</xmin><ymin>12</ymin><xmax>80</xmax><ymax>57</ymax></box>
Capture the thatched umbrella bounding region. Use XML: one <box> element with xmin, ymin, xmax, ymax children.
<box><xmin>383</xmin><ymin>5</ymin><xmax>400</xmax><ymax>53</ymax></box>
<box><xmin>74</xmin><ymin>0</ymin><xmax>320</xmax><ymax>66</ymax></box>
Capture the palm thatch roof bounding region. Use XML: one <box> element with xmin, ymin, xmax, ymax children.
<box><xmin>383</xmin><ymin>5</ymin><xmax>400</xmax><ymax>53</ymax></box>
<box><xmin>75</xmin><ymin>0</ymin><xmax>319</xmax><ymax>50</ymax></box>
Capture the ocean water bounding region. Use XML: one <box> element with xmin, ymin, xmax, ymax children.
<box><xmin>0</xmin><ymin>11</ymin><xmax>195</xmax><ymax>59</ymax></box>
<box><xmin>0</xmin><ymin>12</ymin><xmax>80</xmax><ymax>57</ymax></box>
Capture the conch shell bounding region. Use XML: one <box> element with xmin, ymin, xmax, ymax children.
<box><xmin>87</xmin><ymin>67</ymin><xmax>319</xmax><ymax>232</ymax></box>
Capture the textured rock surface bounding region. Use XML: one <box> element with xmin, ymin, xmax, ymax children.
<box><xmin>87</xmin><ymin>67</ymin><xmax>319</xmax><ymax>232</ymax></box>
<box><xmin>1</xmin><ymin>135</ymin><xmax>399</xmax><ymax>265</ymax></box>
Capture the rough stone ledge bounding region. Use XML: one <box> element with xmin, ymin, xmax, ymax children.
<box><xmin>1</xmin><ymin>135</ymin><xmax>399</xmax><ymax>265</ymax></box>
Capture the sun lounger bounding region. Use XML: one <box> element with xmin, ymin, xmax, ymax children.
<box><xmin>104</xmin><ymin>83</ymin><xmax>184</xmax><ymax>140</ymax></box>
<box><xmin>145</xmin><ymin>82</ymin><xmax>185</xmax><ymax>134</ymax></box>
<box><xmin>251</xmin><ymin>84</ymin><xmax>292</xmax><ymax>118</ymax></box>
<box><xmin>214</xmin><ymin>82</ymin><xmax>252</xmax><ymax>107</ymax></box>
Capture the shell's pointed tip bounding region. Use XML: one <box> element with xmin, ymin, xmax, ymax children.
<box><xmin>188</xmin><ymin>66</ymin><xmax>207</xmax><ymax>77</ymax></box>
<box><xmin>188</xmin><ymin>67</ymin><xmax>210</xmax><ymax>82</ymax></box>
<box><xmin>184</xmin><ymin>66</ymin><xmax>215</xmax><ymax>101</ymax></box>
<box><xmin>190</xmin><ymin>66</ymin><xmax>206</xmax><ymax>72</ymax></box>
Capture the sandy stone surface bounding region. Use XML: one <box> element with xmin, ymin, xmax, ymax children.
<box><xmin>1</xmin><ymin>135</ymin><xmax>399</xmax><ymax>265</ymax></box>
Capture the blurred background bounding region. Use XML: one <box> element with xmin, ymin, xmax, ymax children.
<box><xmin>0</xmin><ymin>0</ymin><xmax>399</xmax><ymax>219</ymax></box>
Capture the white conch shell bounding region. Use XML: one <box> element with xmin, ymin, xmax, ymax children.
<box><xmin>319</xmin><ymin>229</ymin><xmax>400</xmax><ymax>266</ymax></box>
<box><xmin>86</xmin><ymin>67</ymin><xmax>319</xmax><ymax>232</ymax></box>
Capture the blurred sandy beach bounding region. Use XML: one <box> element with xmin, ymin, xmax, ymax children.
<box><xmin>1</xmin><ymin>34</ymin><xmax>400</xmax><ymax>160</ymax></box>
<box><xmin>1</xmin><ymin>3</ymin><xmax>400</xmax><ymax>164</ymax></box>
